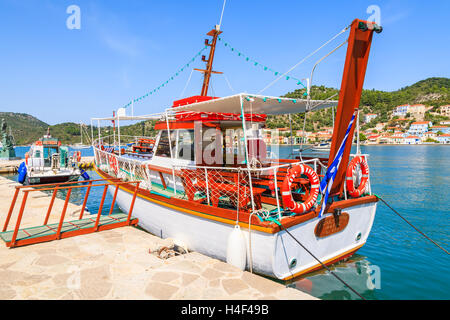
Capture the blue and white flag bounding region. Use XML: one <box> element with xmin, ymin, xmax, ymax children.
<box><xmin>319</xmin><ymin>112</ymin><xmax>357</xmax><ymax>217</ymax></box>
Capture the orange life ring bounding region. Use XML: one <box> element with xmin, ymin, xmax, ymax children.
<box><xmin>346</xmin><ymin>156</ymin><xmax>369</xmax><ymax>197</ymax></box>
<box><xmin>281</xmin><ymin>164</ymin><xmax>320</xmax><ymax>214</ymax></box>
<box><xmin>76</xmin><ymin>151</ymin><xmax>81</xmax><ymax>162</ymax></box>
<box><xmin>109</xmin><ymin>154</ymin><xmax>118</xmax><ymax>175</ymax></box>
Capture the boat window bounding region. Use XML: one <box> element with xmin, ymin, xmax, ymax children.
<box><xmin>154</xmin><ymin>130</ymin><xmax>176</xmax><ymax>157</ymax></box>
<box><xmin>34</xmin><ymin>150</ymin><xmax>41</xmax><ymax>158</ymax></box>
<box><xmin>43</xmin><ymin>147</ymin><xmax>59</xmax><ymax>159</ymax></box>
<box><xmin>177</xmin><ymin>130</ymin><xmax>195</xmax><ymax>161</ymax></box>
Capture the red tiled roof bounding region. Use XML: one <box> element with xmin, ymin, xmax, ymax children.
<box><xmin>406</xmin><ymin>136</ymin><xmax>420</xmax><ymax>139</ymax></box>
<box><xmin>411</xmin><ymin>121</ymin><xmax>431</xmax><ymax>125</ymax></box>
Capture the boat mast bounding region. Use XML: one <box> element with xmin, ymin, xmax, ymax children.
<box><xmin>328</xmin><ymin>19</ymin><xmax>382</xmax><ymax>195</ymax></box>
<box><xmin>195</xmin><ymin>26</ymin><xmax>223</xmax><ymax>96</ymax></box>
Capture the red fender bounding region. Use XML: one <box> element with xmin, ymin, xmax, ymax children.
<box><xmin>346</xmin><ymin>156</ymin><xmax>369</xmax><ymax>197</ymax></box>
<box><xmin>281</xmin><ymin>164</ymin><xmax>320</xmax><ymax>214</ymax></box>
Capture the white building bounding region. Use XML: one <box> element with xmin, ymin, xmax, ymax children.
<box><xmin>364</xmin><ymin>113</ymin><xmax>378</xmax><ymax>123</ymax></box>
<box><xmin>408</xmin><ymin>121</ymin><xmax>432</xmax><ymax>136</ymax></box>
<box><xmin>393</xmin><ymin>105</ymin><xmax>409</xmax><ymax>117</ymax></box>
<box><xmin>436</xmin><ymin>134</ymin><xmax>450</xmax><ymax>144</ymax></box>
<box><xmin>404</xmin><ymin>136</ymin><xmax>422</xmax><ymax>144</ymax></box>
<box><xmin>439</xmin><ymin>105</ymin><xmax>450</xmax><ymax>117</ymax></box>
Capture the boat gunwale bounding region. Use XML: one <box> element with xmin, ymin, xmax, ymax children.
<box><xmin>94</xmin><ymin>165</ymin><xmax>378</xmax><ymax>234</ymax></box>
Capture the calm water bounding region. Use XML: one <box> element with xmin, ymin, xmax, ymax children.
<box><xmin>4</xmin><ymin>145</ymin><xmax>450</xmax><ymax>299</ymax></box>
<box><xmin>273</xmin><ymin>145</ymin><xmax>450</xmax><ymax>300</ymax></box>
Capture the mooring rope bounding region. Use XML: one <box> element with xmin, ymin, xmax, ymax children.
<box><xmin>374</xmin><ymin>194</ymin><xmax>449</xmax><ymax>255</ymax></box>
<box><xmin>266</xmin><ymin>218</ymin><xmax>366</xmax><ymax>300</ymax></box>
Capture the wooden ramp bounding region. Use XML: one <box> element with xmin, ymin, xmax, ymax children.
<box><xmin>0</xmin><ymin>213</ymin><xmax>138</xmax><ymax>248</ymax></box>
<box><xmin>1</xmin><ymin>179</ymin><xmax>140</xmax><ymax>248</ymax></box>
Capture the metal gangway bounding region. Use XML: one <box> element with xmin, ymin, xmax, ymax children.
<box><xmin>0</xmin><ymin>179</ymin><xmax>140</xmax><ymax>248</ymax></box>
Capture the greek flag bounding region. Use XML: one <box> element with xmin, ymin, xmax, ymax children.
<box><xmin>319</xmin><ymin>112</ymin><xmax>357</xmax><ymax>217</ymax></box>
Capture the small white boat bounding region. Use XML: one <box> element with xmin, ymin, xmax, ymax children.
<box><xmin>18</xmin><ymin>129</ymin><xmax>86</xmax><ymax>185</ymax></box>
<box><xmin>312</xmin><ymin>142</ymin><xmax>331</xmax><ymax>152</ymax></box>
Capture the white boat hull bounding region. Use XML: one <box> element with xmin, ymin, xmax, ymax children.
<box><xmin>111</xmin><ymin>184</ymin><xmax>377</xmax><ymax>280</ymax></box>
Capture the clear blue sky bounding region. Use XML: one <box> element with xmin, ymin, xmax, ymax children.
<box><xmin>0</xmin><ymin>0</ymin><xmax>449</xmax><ymax>125</ymax></box>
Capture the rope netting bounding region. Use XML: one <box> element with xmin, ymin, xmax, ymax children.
<box><xmin>179</xmin><ymin>168</ymin><xmax>254</xmax><ymax>211</ymax></box>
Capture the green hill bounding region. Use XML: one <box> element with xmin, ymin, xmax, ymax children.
<box><xmin>269</xmin><ymin>77</ymin><xmax>450</xmax><ymax>131</ymax></box>
<box><xmin>2</xmin><ymin>77</ymin><xmax>448</xmax><ymax>144</ymax></box>
<box><xmin>0</xmin><ymin>112</ymin><xmax>48</xmax><ymax>145</ymax></box>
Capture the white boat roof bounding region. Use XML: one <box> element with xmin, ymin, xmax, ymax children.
<box><xmin>91</xmin><ymin>114</ymin><xmax>163</xmax><ymax>121</ymax></box>
<box><xmin>169</xmin><ymin>93</ymin><xmax>338</xmax><ymax>115</ymax></box>
<box><xmin>91</xmin><ymin>93</ymin><xmax>338</xmax><ymax>123</ymax></box>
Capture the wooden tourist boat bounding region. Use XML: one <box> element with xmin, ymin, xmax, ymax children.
<box><xmin>91</xmin><ymin>19</ymin><xmax>382</xmax><ymax>280</ymax></box>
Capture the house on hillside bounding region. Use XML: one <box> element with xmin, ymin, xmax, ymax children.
<box><xmin>408</xmin><ymin>104</ymin><xmax>427</xmax><ymax>119</ymax></box>
<box><xmin>388</xmin><ymin>135</ymin><xmax>405</xmax><ymax>144</ymax></box>
<box><xmin>430</xmin><ymin>126</ymin><xmax>450</xmax><ymax>134</ymax></box>
<box><xmin>366</xmin><ymin>134</ymin><xmax>380</xmax><ymax>144</ymax></box>
<box><xmin>393</xmin><ymin>105</ymin><xmax>409</xmax><ymax>117</ymax></box>
<box><xmin>439</xmin><ymin>105</ymin><xmax>450</xmax><ymax>117</ymax></box>
<box><xmin>364</xmin><ymin>113</ymin><xmax>378</xmax><ymax>123</ymax></box>
<box><xmin>436</xmin><ymin>134</ymin><xmax>450</xmax><ymax>144</ymax></box>
<box><xmin>421</xmin><ymin>131</ymin><xmax>437</xmax><ymax>142</ymax></box>
<box><xmin>408</xmin><ymin>121</ymin><xmax>432</xmax><ymax>136</ymax></box>
<box><xmin>404</xmin><ymin>135</ymin><xmax>422</xmax><ymax>144</ymax></box>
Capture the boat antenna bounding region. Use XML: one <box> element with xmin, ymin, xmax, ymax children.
<box><xmin>218</xmin><ymin>0</ymin><xmax>227</xmax><ymax>29</ymax></box>
<box><xmin>194</xmin><ymin>25</ymin><xmax>223</xmax><ymax>96</ymax></box>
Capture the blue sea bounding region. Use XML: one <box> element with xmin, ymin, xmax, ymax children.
<box><xmin>4</xmin><ymin>145</ymin><xmax>450</xmax><ymax>300</ymax></box>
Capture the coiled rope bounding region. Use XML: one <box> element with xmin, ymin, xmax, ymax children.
<box><xmin>374</xmin><ymin>194</ymin><xmax>449</xmax><ymax>255</ymax></box>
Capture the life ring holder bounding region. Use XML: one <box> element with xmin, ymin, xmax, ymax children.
<box><xmin>346</xmin><ymin>156</ymin><xmax>369</xmax><ymax>197</ymax></box>
<box><xmin>281</xmin><ymin>164</ymin><xmax>320</xmax><ymax>214</ymax></box>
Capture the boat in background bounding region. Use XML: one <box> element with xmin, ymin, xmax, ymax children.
<box><xmin>71</xmin><ymin>122</ymin><xmax>91</xmax><ymax>150</ymax></box>
<box><xmin>18</xmin><ymin>128</ymin><xmax>88</xmax><ymax>185</ymax></box>
<box><xmin>312</xmin><ymin>141</ymin><xmax>331</xmax><ymax>152</ymax></box>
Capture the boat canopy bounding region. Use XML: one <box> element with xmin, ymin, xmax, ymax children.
<box><xmin>169</xmin><ymin>93</ymin><xmax>338</xmax><ymax>116</ymax></box>
<box><xmin>91</xmin><ymin>114</ymin><xmax>163</xmax><ymax>121</ymax></box>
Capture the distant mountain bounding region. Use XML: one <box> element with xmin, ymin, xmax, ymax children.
<box><xmin>0</xmin><ymin>112</ymin><xmax>48</xmax><ymax>145</ymax></box>
<box><xmin>0</xmin><ymin>112</ymin><xmax>156</xmax><ymax>146</ymax></box>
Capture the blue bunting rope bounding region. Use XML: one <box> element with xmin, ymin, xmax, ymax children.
<box><xmin>218</xmin><ymin>37</ymin><xmax>308</xmax><ymax>92</ymax></box>
<box><xmin>120</xmin><ymin>46</ymin><xmax>209</xmax><ymax>110</ymax></box>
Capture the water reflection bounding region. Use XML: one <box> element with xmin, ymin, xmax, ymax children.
<box><xmin>287</xmin><ymin>254</ymin><xmax>380</xmax><ymax>300</ymax></box>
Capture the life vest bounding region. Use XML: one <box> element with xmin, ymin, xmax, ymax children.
<box><xmin>281</xmin><ymin>164</ymin><xmax>320</xmax><ymax>214</ymax></box>
<box><xmin>346</xmin><ymin>156</ymin><xmax>369</xmax><ymax>197</ymax></box>
<box><xmin>25</xmin><ymin>152</ymin><xmax>29</xmax><ymax>165</ymax></box>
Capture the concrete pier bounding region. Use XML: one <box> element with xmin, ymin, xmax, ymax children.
<box><xmin>0</xmin><ymin>176</ymin><xmax>316</xmax><ymax>300</ymax></box>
